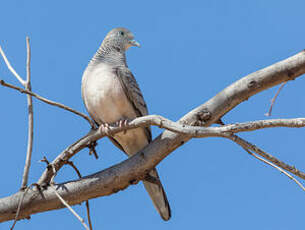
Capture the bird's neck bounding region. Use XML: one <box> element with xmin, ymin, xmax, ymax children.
<box><xmin>90</xmin><ymin>44</ymin><xmax>127</xmax><ymax>67</ymax></box>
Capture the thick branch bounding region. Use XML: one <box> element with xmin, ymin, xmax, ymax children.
<box><xmin>1</xmin><ymin>51</ymin><xmax>305</xmax><ymax>222</ymax></box>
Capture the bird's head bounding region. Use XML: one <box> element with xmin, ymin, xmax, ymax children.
<box><xmin>103</xmin><ymin>27</ymin><xmax>140</xmax><ymax>52</ymax></box>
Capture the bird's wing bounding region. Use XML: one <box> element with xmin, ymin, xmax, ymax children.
<box><xmin>115</xmin><ymin>66</ymin><xmax>152</xmax><ymax>142</ymax></box>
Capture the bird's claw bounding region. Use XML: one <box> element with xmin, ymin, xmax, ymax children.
<box><xmin>99</xmin><ymin>123</ymin><xmax>111</xmax><ymax>134</ymax></box>
<box><xmin>117</xmin><ymin>119</ymin><xmax>128</xmax><ymax>128</ymax></box>
<box><xmin>116</xmin><ymin>119</ymin><xmax>129</xmax><ymax>134</ymax></box>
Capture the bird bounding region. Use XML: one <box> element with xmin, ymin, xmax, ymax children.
<box><xmin>81</xmin><ymin>27</ymin><xmax>171</xmax><ymax>221</ymax></box>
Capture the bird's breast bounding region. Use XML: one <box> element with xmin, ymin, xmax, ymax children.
<box><xmin>82</xmin><ymin>63</ymin><xmax>149</xmax><ymax>155</ymax></box>
<box><xmin>82</xmin><ymin>64</ymin><xmax>136</xmax><ymax>124</ymax></box>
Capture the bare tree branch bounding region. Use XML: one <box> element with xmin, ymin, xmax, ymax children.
<box><xmin>0</xmin><ymin>80</ymin><xmax>95</xmax><ymax>128</ymax></box>
<box><xmin>37</xmin><ymin>115</ymin><xmax>305</xmax><ymax>185</ymax></box>
<box><xmin>21</xmin><ymin>37</ymin><xmax>34</xmax><ymax>189</ymax></box>
<box><xmin>1</xmin><ymin>50</ymin><xmax>305</xmax><ymax>223</ymax></box>
<box><xmin>221</xmin><ymin>118</ymin><xmax>305</xmax><ymax>131</ymax></box>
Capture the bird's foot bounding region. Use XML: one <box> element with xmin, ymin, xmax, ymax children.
<box><xmin>116</xmin><ymin>119</ymin><xmax>129</xmax><ymax>134</ymax></box>
<box><xmin>99</xmin><ymin>122</ymin><xmax>111</xmax><ymax>135</ymax></box>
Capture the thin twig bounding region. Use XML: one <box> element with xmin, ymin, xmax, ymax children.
<box><xmin>0</xmin><ymin>80</ymin><xmax>95</xmax><ymax>128</ymax></box>
<box><xmin>21</xmin><ymin>37</ymin><xmax>34</xmax><ymax>189</ymax></box>
<box><xmin>39</xmin><ymin>156</ymin><xmax>50</xmax><ymax>165</ymax></box>
<box><xmin>46</xmin><ymin>160</ymin><xmax>92</xmax><ymax>230</ymax></box>
<box><xmin>50</xmin><ymin>184</ymin><xmax>90</xmax><ymax>230</ymax></box>
<box><xmin>241</xmin><ymin>147</ymin><xmax>305</xmax><ymax>191</ymax></box>
<box><xmin>25</xmin><ymin>37</ymin><xmax>31</xmax><ymax>86</ymax></box>
<box><xmin>48</xmin><ymin>161</ymin><xmax>90</xmax><ymax>230</ymax></box>
<box><xmin>224</xmin><ymin>134</ymin><xmax>305</xmax><ymax>181</ymax></box>
<box><xmin>85</xmin><ymin>200</ymin><xmax>93</xmax><ymax>230</ymax></box>
<box><xmin>0</xmin><ymin>45</ymin><xmax>26</xmax><ymax>85</ymax></box>
<box><xmin>66</xmin><ymin>161</ymin><xmax>82</xmax><ymax>178</ymax></box>
<box><xmin>10</xmin><ymin>184</ymin><xmax>38</xmax><ymax>230</ymax></box>
<box><xmin>66</xmin><ymin>161</ymin><xmax>93</xmax><ymax>230</ymax></box>
<box><xmin>265</xmin><ymin>82</ymin><xmax>287</xmax><ymax>116</ymax></box>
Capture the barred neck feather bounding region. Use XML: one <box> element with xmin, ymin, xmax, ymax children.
<box><xmin>89</xmin><ymin>42</ymin><xmax>127</xmax><ymax>67</ymax></box>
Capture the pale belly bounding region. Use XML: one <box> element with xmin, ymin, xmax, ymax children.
<box><xmin>82</xmin><ymin>64</ymin><xmax>149</xmax><ymax>155</ymax></box>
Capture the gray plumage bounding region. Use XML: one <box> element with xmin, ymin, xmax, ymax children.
<box><xmin>81</xmin><ymin>27</ymin><xmax>171</xmax><ymax>221</ymax></box>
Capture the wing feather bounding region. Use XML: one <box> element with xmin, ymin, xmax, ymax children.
<box><xmin>115</xmin><ymin>67</ymin><xmax>152</xmax><ymax>142</ymax></box>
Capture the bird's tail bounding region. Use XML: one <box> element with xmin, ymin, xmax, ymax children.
<box><xmin>143</xmin><ymin>168</ymin><xmax>171</xmax><ymax>221</ymax></box>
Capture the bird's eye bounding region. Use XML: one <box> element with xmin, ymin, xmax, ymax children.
<box><xmin>120</xmin><ymin>31</ymin><xmax>125</xmax><ymax>36</ymax></box>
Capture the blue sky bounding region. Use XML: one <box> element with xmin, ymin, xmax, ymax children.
<box><xmin>1</xmin><ymin>0</ymin><xmax>305</xmax><ymax>229</ymax></box>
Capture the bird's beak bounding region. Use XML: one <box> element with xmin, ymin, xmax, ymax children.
<box><xmin>129</xmin><ymin>39</ymin><xmax>141</xmax><ymax>47</ymax></box>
